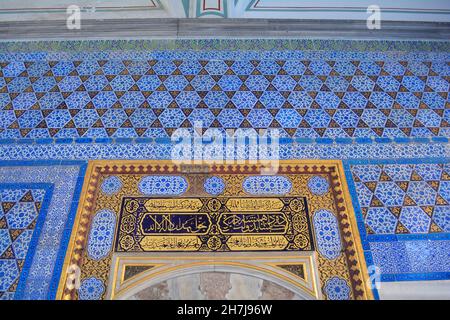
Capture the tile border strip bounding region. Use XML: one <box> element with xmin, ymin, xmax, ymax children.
<box><xmin>0</xmin><ymin>160</ymin><xmax>87</xmax><ymax>299</ymax></box>
<box><xmin>0</xmin><ymin>39</ymin><xmax>449</xmax><ymax>54</ymax></box>
<box><xmin>0</xmin><ymin>182</ymin><xmax>54</xmax><ymax>299</ymax></box>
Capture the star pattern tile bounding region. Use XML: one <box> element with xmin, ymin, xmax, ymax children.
<box><xmin>0</xmin><ymin>58</ymin><xmax>448</xmax><ymax>140</ymax></box>
<box><xmin>0</xmin><ymin>188</ymin><xmax>45</xmax><ymax>300</ymax></box>
<box><xmin>351</xmin><ymin>163</ymin><xmax>449</xmax><ymax>235</ymax></box>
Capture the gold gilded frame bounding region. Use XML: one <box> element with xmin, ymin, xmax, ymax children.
<box><xmin>56</xmin><ymin>160</ymin><xmax>374</xmax><ymax>300</ymax></box>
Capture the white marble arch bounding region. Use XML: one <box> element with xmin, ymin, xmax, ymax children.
<box><xmin>126</xmin><ymin>272</ymin><xmax>306</xmax><ymax>300</ymax></box>
<box><xmin>107</xmin><ymin>252</ymin><xmax>322</xmax><ymax>300</ymax></box>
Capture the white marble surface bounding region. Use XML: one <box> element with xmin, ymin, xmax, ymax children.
<box><xmin>378</xmin><ymin>280</ymin><xmax>450</xmax><ymax>300</ymax></box>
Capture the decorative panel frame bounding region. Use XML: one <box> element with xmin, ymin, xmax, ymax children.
<box><xmin>57</xmin><ymin>160</ymin><xmax>374</xmax><ymax>300</ymax></box>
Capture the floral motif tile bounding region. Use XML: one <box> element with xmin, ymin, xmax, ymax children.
<box><xmin>0</xmin><ymin>187</ymin><xmax>49</xmax><ymax>300</ymax></box>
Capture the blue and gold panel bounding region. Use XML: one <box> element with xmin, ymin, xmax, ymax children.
<box><xmin>115</xmin><ymin>196</ymin><xmax>312</xmax><ymax>252</ymax></box>
<box><xmin>58</xmin><ymin>160</ymin><xmax>373</xmax><ymax>300</ymax></box>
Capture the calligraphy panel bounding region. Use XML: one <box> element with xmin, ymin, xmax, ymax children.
<box><xmin>115</xmin><ymin>196</ymin><xmax>313</xmax><ymax>252</ymax></box>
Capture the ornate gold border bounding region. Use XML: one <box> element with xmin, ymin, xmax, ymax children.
<box><xmin>56</xmin><ymin>160</ymin><xmax>374</xmax><ymax>300</ymax></box>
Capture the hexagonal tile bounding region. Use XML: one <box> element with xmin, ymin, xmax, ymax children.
<box><xmin>65</xmin><ymin>92</ymin><xmax>91</xmax><ymax>109</ymax></box>
<box><xmin>231</xmin><ymin>91</ymin><xmax>257</xmax><ymax>109</ymax></box>
<box><xmin>73</xmin><ymin>109</ymin><xmax>99</xmax><ymax>128</ymax></box>
<box><xmin>396</xmin><ymin>92</ymin><xmax>420</xmax><ymax>109</ymax></box>
<box><xmin>230</xmin><ymin>60</ymin><xmax>254</xmax><ymax>75</ymax></box>
<box><xmin>46</xmin><ymin>110</ymin><xmax>72</xmax><ymax>128</ymax></box>
<box><xmin>0</xmin><ymin>260</ymin><xmax>19</xmax><ymax>292</ymax></box>
<box><xmin>148</xmin><ymin>91</ymin><xmax>173</xmax><ymax>108</ymax></box>
<box><xmin>271</xmin><ymin>75</ymin><xmax>297</xmax><ymax>91</ymax></box>
<box><xmin>101</xmin><ymin>109</ymin><xmax>128</xmax><ymax>128</ymax></box>
<box><xmin>0</xmin><ymin>230</ymin><xmax>11</xmax><ymax>256</ymax></box>
<box><xmin>260</xmin><ymin>91</ymin><xmax>285</xmax><ymax>109</ymax></box>
<box><xmin>351</xmin><ymin>165</ymin><xmax>382</xmax><ymax>182</ymax></box>
<box><xmin>205</xmin><ymin>60</ymin><xmax>228</xmax><ymax>75</ymax></box>
<box><xmin>332</xmin><ymin>110</ymin><xmax>359</xmax><ymax>128</ymax></box>
<box><xmin>315</xmin><ymin>92</ymin><xmax>340</xmax><ymax>109</ymax></box>
<box><xmin>343</xmin><ymin>92</ymin><xmax>367</xmax><ymax>109</ymax></box>
<box><xmin>351</xmin><ymin>76</ymin><xmax>375</xmax><ymax>92</ymax></box>
<box><xmin>399</xmin><ymin>207</ymin><xmax>431</xmax><ymax>233</ymax></box>
<box><xmin>91</xmin><ymin>91</ymin><xmax>117</xmax><ymax>109</ymax></box>
<box><xmin>129</xmin><ymin>109</ymin><xmax>156</xmax><ymax>128</ymax></box>
<box><xmin>365</xmin><ymin>207</ymin><xmax>398</xmax><ymax>234</ymax></box>
<box><xmin>203</xmin><ymin>91</ymin><xmax>229</xmax><ymax>108</ymax></box>
<box><xmin>309</xmin><ymin>61</ymin><xmax>332</xmax><ymax>75</ymax></box>
<box><xmin>246</xmin><ymin>109</ymin><xmax>273</xmax><ymax>128</ymax></box>
<box><xmin>101</xmin><ymin>61</ymin><xmax>125</xmax><ymax>75</ymax></box>
<box><xmin>355</xmin><ymin>182</ymin><xmax>373</xmax><ymax>207</ymax></box>
<box><xmin>175</xmin><ymin>91</ymin><xmax>201</xmax><ymax>108</ymax></box>
<box><xmin>136</xmin><ymin>75</ymin><xmax>161</xmax><ymax>91</ymax></box>
<box><xmin>256</xmin><ymin>60</ymin><xmax>281</xmax><ymax>75</ymax></box>
<box><xmin>402</xmin><ymin>76</ymin><xmax>425</xmax><ymax>92</ymax></box>
<box><xmin>245</xmin><ymin>75</ymin><xmax>270</xmax><ymax>91</ymax></box>
<box><xmin>119</xmin><ymin>92</ymin><xmax>145</xmax><ymax>108</ymax></box>
<box><xmin>218</xmin><ymin>75</ymin><xmax>243</xmax><ymax>91</ymax></box>
<box><xmin>57</xmin><ymin>76</ymin><xmax>82</xmax><ymax>92</ymax></box>
<box><xmin>275</xmin><ymin>109</ymin><xmax>302</xmax><ymax>128</ymax></box>
<box><xmin>299</xmin><ymin>76</ymin><xmax>322</xmax><ymax>91</ymax></box>
<box><xmin>109</xmin><ymin>75</ymin><xmax>134</xmax><ymax>91</ymax></box>
<box><xmin>361</xmin><ymin>109</ymin><xmax>387</xmax><ymax>127</ymax></box>
<box><xmin>382</xmin><ymin>164</ymin><xmax>413</xmax><ymax>181</ymax></box>
<box><xmin>303</xmin><ymin>109</ymin><xmax>331</xmax><ymax>128</ymax></box>
<box><xmin>6</xmin><ymin>202</ymin><xmax>38</xmax><ymax>229</ymax></box>
<box><xmin>12</xmin><ymin>229</ymin><xmax>33</xmax><ymax>260</ymax></box>
<box><xmin>158</xmin><ymin>109</ymin><xmax>186</xmax><ymax>128</ymax></box>
<box><xmin>178</xmin><ymin>60</ymin><xmax>202</xmax><ymax>75</ymax></box>
<box><xmin>217</xmin><ymin>109</ymin><xmax>244</xmax><ymax>127</ymax></box>
<box><xmin>188</xmin><ymin>109</ymin><xmax>215</xmax><ymax>127</ymax></box>
<box><xmin>374</xmin><ymin>182</ymin><xmax>405</xmax><ymax>206</ymax></box>
<box><xmin>191</xmin><ymin>75</ymin><xmax>216</xmax><ymax>91</ymax></box>
<box><xmin>152</xmin><ymin>60</ymin><xmax>176</xmax><ymax>75</ymax></box>
<box><xmin>163</xmin><ymin>75</ymin><xmax>189</xmax><ymax>91</ymax></box>
<box><xmin>407</xmin><ymin>182</ymin><xmax>437</xmax><ymax>206</ymax></box>
<box><xmin>414</xmin><ymin>164</ymin><xmax>442</xmax><ymax>181</ymax></box>
<box><xmin>288</xmin><ymin>92</ymin><xmax>312</xmax><ymax>108</ymax></box>
<box><xmin>432</xmin><ymin>206</ymin><xmax>450</xmax><ymax>232</ymax></box>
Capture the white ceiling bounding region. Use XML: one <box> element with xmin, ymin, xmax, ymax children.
<box><xmin>0</xmin><ymin>0</ymin><xmax>449</xmax><ymax>22</ymax></box>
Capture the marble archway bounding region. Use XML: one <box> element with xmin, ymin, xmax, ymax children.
<box><xmin>124</xmin><ymin>272</ymin><xmax>305</xmax><ymax>300</ymax></box>
<box><xmin>111</xmin><ymin>261</ymin><xmax>320</xmax><ymax>300</ymax></box>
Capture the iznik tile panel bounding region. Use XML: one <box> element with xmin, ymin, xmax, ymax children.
<box><xmin>0</xmin><ymin>188</ymin><xmax>47</xmax><ymax>300</ymax></box>
<box><xmin>0</xmin><ymin>44</ymin><xmax>448</xmax><ymax>141</ymax></box>
<box><xmin>348</xmin><ymin>160</ymin><xmax>450</xmax><ymax>283</ymax></box>
<box><xmin>351</xmin><ymin>163</ymin><xmax>449</xmax><ymax>235</ymax></box>
<box><xmin>0</xmin><ymin>163</ymin><xmax>86</xmax><ymax>300</ymax></box>
<box><xmin>0</xmin><ymin>39</ymin><xmax>448</xmax><ymax>300</ymax></box>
